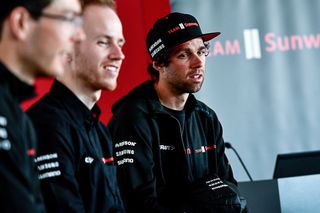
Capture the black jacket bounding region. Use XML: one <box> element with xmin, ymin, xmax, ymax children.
<box><xmin>27</xmin><ymin>80</ymin><xmax>125</xmax><ymax>213</ymax></box>
<box><xmin>0</xmin><ymin>62</ymin><xmax>45</xmax><ymax>212</ymax></box>
<box><xmin>108</xmin><ymin>80</ymin><xmax>242</xmax><ymax>213</ymax></box>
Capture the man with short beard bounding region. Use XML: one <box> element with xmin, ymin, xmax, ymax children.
<box><xmin>109</xmin><ymin>12</ymin><xmax>247</xmax><ymax>212</ymax></box>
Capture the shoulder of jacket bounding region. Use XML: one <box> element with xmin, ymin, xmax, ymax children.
<box><xmin>28</xmin><ymin>100</ymin><xmax>71</xmax><ymax>130</ymax></box>
<box><xmin>194</xmin><ymin>100</ymin><xmax>216</xmax><ymax>118</ymax></box>
<box><xmin>114</xmin><ymin>96</ymin><xmax>152</xmax><ymax>118</ymax></box>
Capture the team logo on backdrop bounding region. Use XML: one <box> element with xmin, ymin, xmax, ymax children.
<box><xmin>211</xmin><ymin>28</ymin><xmax>320</xmax><ymax>60</ymax></box>
<box><xmin>243</xmin><ymin>29</ymin><xmax>262</xmax><ymax>59</ymax></box>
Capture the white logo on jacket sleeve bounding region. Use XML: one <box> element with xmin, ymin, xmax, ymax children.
<box><xmin>116</xmin><ymin>149</ymin><xmax>134</xmax><ymax>157</ymax></box>
<box><xmin>0</xmin><ymin>140</ymin><xmax>11</xmax><ymax>150</ymax></box>
<box><xmin>115</xmin><ymin>141</ymin><xmax>136</xmax><ymax>166</ymax></box>
<box><xmin>115</xmin><ymin>141</ymin><xmax>137</xmax><ymax>148</ymax></box>
<box><xmin>0</xmin><ymin>116</ymin><xmax>11</xmax><ymax>151</ymax></box>
<box><xmin>206</xmin><ymin>177</ymin><xmax>228</xmax><ymax>191</ymax></box>
<box><xmin>117</xmin><ymin>158</ymin><xmax>134</xmax><ymax>165</ymax></box>
<box><xmin>85</xmin><ymin>157</ymin><xmax>94</xmax><ymax>164</ymax></box>
<box><xmin>35</xmin><ymin>153</ymin><xmax>58</xmax><ymax>163</ymax></box>
<box><xmin>38</xmin><ymin>161</ymin><xmax>59</xmax><ymax>171</ymax></box>
<box><xmin>36</xmin><ymin>153</ymin><xmax>61</xmax><ymax>180</ymax></box>
<box><xmin>0</xmin><ymin>126</ymin><xmax>8</xmax><ymax>138</ymax></box>
<box><xmin>159</xmin><ymin>145</ymin><xmax>175</xmax><ymax>151</ymax></box>
<box><xmin>0</xmin><ymin>116</ymin><xmax>7</xmax><ymax>126</ymax></box>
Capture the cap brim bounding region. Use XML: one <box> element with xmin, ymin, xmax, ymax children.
<box><xmin>202</xmin><ymin>32</ymin><xmax>221</xmax><ymax>42</ymax></box>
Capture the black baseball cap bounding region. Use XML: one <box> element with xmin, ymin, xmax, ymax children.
<box><xmin>146</xmin><ymin>12</ymin><xmax>220</xmax><ymax>60</ymax></box>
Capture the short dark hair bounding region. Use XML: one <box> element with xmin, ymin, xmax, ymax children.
<box><xmin>147</xmin><ymin>41</ymin><xmax>210</xmax><ymax>81</ymax></box>
<box><xmin>147</xmin><ymin>49</ymin><xmax>172</xmax><ymax>81</ymax></box>
<box><xmin>79</xmin><ymin>0</ymin><xmax>116</xmax><ymax>10</ymax></box>
<box><xmin>0</xmin><ymin>0</ymin><xmax>52</xmax><ymax>37</ymax></box>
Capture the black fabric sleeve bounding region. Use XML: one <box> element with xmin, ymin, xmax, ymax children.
<box><xmin>33</xmin><ymin>122</ymin><xmax>85</xmax><ymax>213</ymax></box>
<box><xmin>0</xmin><ymin>110</ymin><xmax>45</xmax><ymax>213</ymax></box>
<box><xmin>109</xmin><ymin>108</ymin><xmax>182</xmax><ymax>213</ymax></box>
<box><xmin>212</xmin><ymin>112</ymin><xmax>238</xmax><ymax>185</ymax></box>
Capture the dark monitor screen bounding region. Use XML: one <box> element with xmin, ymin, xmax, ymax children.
<box><xmin>273</xmin><ymin>150</ymin><xmax>320</xmax><ymax>179</ymax></box>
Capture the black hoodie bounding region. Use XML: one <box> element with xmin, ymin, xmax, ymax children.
<box><xmin>27</xmin><ymin>80</ymin><xmax>125</xmax><ymax>213</ymax></box>
<box><xmin>0</xmin><ymin>62</ymin><xmax>44</xmax><ymax>212</ymax></box>
<box><xmin>109</xmin><ymin>80</ymin><xmax>245</xmax><ymax>213</ymax></box>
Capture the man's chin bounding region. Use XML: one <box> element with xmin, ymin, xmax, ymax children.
<box><xmin>102</xmin><ymin>82</ymin><xmax>117</xmax><ymax>91</ymax></box>
<box><xmin>37</xmin><ymin>65</ymin><xmax>64</xmax><ymax>79</ymax></box>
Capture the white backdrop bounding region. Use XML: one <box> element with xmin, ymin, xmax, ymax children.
<box><xmin>171</xmin><ymin>0</ymin><xmax>320</xmax><ymax>181</ymax></box>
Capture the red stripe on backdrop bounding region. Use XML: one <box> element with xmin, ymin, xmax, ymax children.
<box><xmin>21</xmin><ymin>0</ymin><xmax>170</xmax><ymax>124</ymax></box>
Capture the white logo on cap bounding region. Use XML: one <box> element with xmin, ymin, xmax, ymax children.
<box><xmin>151</xmin><ymin>44</ymin><xmax>165</xmax><ymax>58</ymax></box>
<box><xmin>179</xmin><ymin>23</ymin><xmax>185</xmax><ymax>29</ymax></box>
<box><xmin>149</xmin><ymin>38</ymin><xmax>162</xmax><ymax>52</ymax></box>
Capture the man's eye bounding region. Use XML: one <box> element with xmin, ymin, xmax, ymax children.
<box><xmin>198</xmin><ymin>49</ymin><xmax>208</xmax><ymax>56</ymax></box>
<box><xmin>118</xmin><ymin>42</ymin><xmax>124</xmax><ymax>49</ymax></box>
<box><xmin>97</xmin><ymin>41</ymin><xmax>109</xmax><ymax>47</ymax></box>
<box><xmin>63</xmin><ymin>12</ymin><xmax>79</xmax><ymax>21</ymax></box>
<box><xmin>177</xmin><ymin>52</ymin><xmax>189</xmax><ymax>59</ymax></box>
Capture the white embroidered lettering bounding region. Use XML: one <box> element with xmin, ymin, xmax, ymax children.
<box><xmin>115</xmin><ymin>141</ymin><xmax>137</xmax><ymax>148</ymax></box>
<box><xmin>35</xmin><ymin>153</ymin><xmax>58</xmax><ymax>163</ymax></box>
<box><xmin>85</xmin><ymin>157</ymin><xmax>94</xmax><ymax>164</ymax></box>
<box><xmin>159</xmin><ymin>145</ymin><xmax>175</xmax><ymax>151</ymax></box>
<box><xmin>117</xmin><ymin>158</ymin><xmax>134</xmax><ymax>165</ymax></box>
<box><xmin>0</xmin><ymin>140</ymin><xmax>11</xmax><ymax>150</ymax></box>
<box><xmin>0</xmin><ymin>116</ymin><xmax>7</xmax><ymax>126</ymax></box>
<box><xmin>38</xmin><ymin>162</ymin><xmax>59</xmax><ymax>171</ymax></box>
<box><xmin>116</xmin><ymin>149</ymin><xmax>135</xmax><ymax>157</ymax></box>
<box><xmin>39</xmin><ymin>170</ymin><xmax>61</xmax><ymax>180</ymax></box>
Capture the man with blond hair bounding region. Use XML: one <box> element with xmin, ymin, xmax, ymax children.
<box><xmin>27</xmin><ymin>0</ymin><xmax>125</xmax><ymax>212</ymax></box>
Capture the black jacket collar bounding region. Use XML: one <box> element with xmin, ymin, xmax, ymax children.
<box><xmin>50</xmin><ymin>80</ymin><xmax>101</xmax><ymax>127</ymax></box>
<box><xmin>112</xmin><ymin>80</ymin><xmax>198</xmax><ymax>117</ymax></box>
<box><xmin>0</xmin><ymin>62</ymin><xmax>36</xmax><ymax>103</ymax></box>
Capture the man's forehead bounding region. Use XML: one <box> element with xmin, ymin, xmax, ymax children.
<box><xmin>45</xmin><ymin>0</ymin><xmax>81</xmax><ymax>13</ymax></box>
<box><xmin>174</xmin><ymin>38</ymin><xmax>205</xmax><ymax>50</ymax></box>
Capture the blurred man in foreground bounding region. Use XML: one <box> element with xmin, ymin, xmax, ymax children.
<box><xmin>0</xmin><ymin>0</ymin><xmax>84</xmax><ymax>212</ymax></box>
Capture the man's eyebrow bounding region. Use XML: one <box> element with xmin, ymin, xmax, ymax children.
<box><xmin>174</xmin><ymin>46</ymin><xmax>205</xmax><ymax>53</ymax></box>
<box><xmin>97</xmin><ymin>35</ymin><xmax>126</xmax><ymax>44</ymax></box>
<box><xmin>198</xmin><ymin>46</ymin><xmax>207</xmax><ymax>50</ymax></box>
<box><xmin>60</xmin><ymin>9</ymin><xmax>82</xmax><ymax>15</ymax></box>
<box><xmin>172</xmin><ymin>47</ymin><xmax>191</xmax><ymax>54</ymax></box>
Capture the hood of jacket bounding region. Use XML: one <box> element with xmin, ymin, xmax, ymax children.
<box><xmin>111</xmin><ymin>80</ymin><xmax>157</xmax><ymax>114</ymax></box>
<box><xmin>111</xmin><ymin>80</ymin><xmax>201</xmax><ymax>117</ymax></box>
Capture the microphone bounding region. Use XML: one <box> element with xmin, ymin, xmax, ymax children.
<box><xmin>225</xmin><ymin>142</ymin><xmax>253</xmax><ymax>182</ymax></box>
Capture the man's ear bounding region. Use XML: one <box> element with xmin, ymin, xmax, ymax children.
<box><xmin>8</xmin><ymin>7</ymin><xmax>33</xmax><ymax>40</ymax></box>
<box><xmin>152</xmin><ymin>61</ymin><xmax>165</xmax><ymax>73</ymax></box>
<box><xmin>65</xmin><ymin>52</ymin><xmax>73</xmax><ymax>63</ymax></box>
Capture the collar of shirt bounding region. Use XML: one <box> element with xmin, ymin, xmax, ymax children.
<box><xmin>0</xmin><ymin>62</ymin><xmax>36</xmax><ymax>103</ymax></box>
<box><xmin>143</xmin><ymin>80</ymin><xmax>198</xmax><ymax>116</ymax></box>
<box><xmin>49</xmin><ymin>80</ymin><xmax>101</xmax><ymax>129</ymax></box>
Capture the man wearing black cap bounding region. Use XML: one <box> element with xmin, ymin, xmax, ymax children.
<box><xmin>109</xmin><ymin>12</ymin><xmax>247</xmax><ymax>212</ymax></box>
